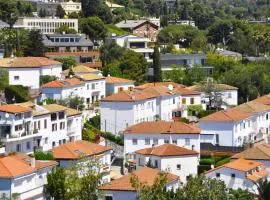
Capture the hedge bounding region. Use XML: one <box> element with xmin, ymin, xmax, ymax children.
<box><xmin>215</xmin><ymin>157</ymin><xmax>231</xmax><ymax>167</ymax></box>
<box><xmin>199</xmin><ymin>158</ymin><xmax>215</xmax><ymax>165</ymax></box>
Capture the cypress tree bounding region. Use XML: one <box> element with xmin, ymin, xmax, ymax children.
<box><xmin>153</xmin><ymin>45</ymin><xmax>162</xmax><ymax>82</ymax></box>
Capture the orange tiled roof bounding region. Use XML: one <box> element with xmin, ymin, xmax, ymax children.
<box><xmin>99</xmin><ymin>167</ymin><xmax>179</xmax><ymax>191</ymax></box>
<box><xmin>42</xmin><ymin>77</ymin><xmax>84</xmax><ymax>88</ymax></box>
<box><xmin>45</xmin><ymin>51</ymin><xmax>100</xmax><ymax>57</ymax></box>
<box><xmin>0</xmin><ymin>104</ymin><xmax>32</xmax><ymax>114</ymax></box>
<box><xmin>124</xmin><ymin>121</ymin><xmax>200</xmax><ymax>134</ymax></box>
<box><xmin>253</xmin><ymin>95</ymin><xmax>270</xmax><ymax>106</ymax></box>
<box><xmin>135</xmin><ymin>144</ymin><xmax>199</xmax><ymax>157</ymax></box>
<box><xmin>232</xmin><ymin>143</ymin><xmax>270</xmax><ymax>160</ymax></box>
<box><xmin>106</xmin><ymin>76</ymin><xmax>134</xmax><ymax>84</ymax></box>
<box><xmin>0</xmin><ymin>153</ymin><xmax>57</xmax><ymax>178</ymax></box>
<box><xmin>0</xmin><ymin>57</ymin><xmax>61</xmax><ymax>68</ymax></box>
<box><xmin>200</xmin><ymin>108</ymin><xmax>251</xmax><ymax>122</ymax></box>
<box><xmin>62</xmin><ymin>65</ymin><xmax>100</xmax><ymax>74</ymax></box>
<box><xmin>235</xmin><ymin>101</ymin><xmax>270</xmax><ymax>113</ymax></box>
<box><xmin>187</xmin><ymin>84</ymin><xmax>238</xmax><ymax>91</ymax></box>
<box><xmin>79</xmin><ymin>62</ymin><xmax>102</xmax><ymax>68</ymax></box>
<box><xmin>79</xmin><ymin>73</ymin><xmax>105</xmax><ymax>81</ymax></box>
<box><xmin>52</xmin><ymin>140</ymin><xmax>112</xmax><ymax>160</ymax></box>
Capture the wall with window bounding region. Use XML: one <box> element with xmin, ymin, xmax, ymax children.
<box><xmin>105</xmin><ymin>82</ymin><xmax>135</xmax><ymax>96</ymax></box>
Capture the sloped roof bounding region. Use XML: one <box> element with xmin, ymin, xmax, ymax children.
<box><xmin>106</xmin><ymin>76</ymin><xmax>134</xmax><ymax>84</ymax></box>
<box><xmin>235</xmin><ymin>101</ymin><xmax>270</xmax><ymax>113</ymax></box>
<box><xmin>52</xmin><ymin>140</ymin><xmax>112</xmax><ymax>160</ymax></box>
<box><xmin>115</xmin><ymin>20</ymin><xmax>158</xmax><ymax>29</ymax></box>
<box><xmin>200</xmin><ymin>108</ymin><xmax>251</xmax><ymax>122</ymax></box>
<box><xmin>135</xmin><ymin>144</ymin><xmax>199</xmax><ymax>157</ymax></box>
<box><xmin>187</xmin><ymin>84</ymin><xmax>238</xmax><ymax>91</ymax></box>
<box><xmin>79</xmin><ymin>73</ymin><xmax>105</xmax><ymax>81</ymax></box>
<box><xmin>62</xmin><ymin>65</ymin><xmax>100</xmax><ymax>74</ymax></box>
<box><xmin>45</xmin><ymin>51</ymin><xmax>100</xmax><ymax>58</ymax></box>
<box><xmin>99</xmin><ymin>167</ymin><xmax>179</xmax><ymax>191</ymax></box>
<box><xmin>124</xmin><ymin>121</ymin><xmax>200</xmax><ymax>134</ymax></box>
<box><xmin>0</xmin><ymin>153</ymin><xmax>56</xmax><ymax>178</ymax></box>
<box><xmin>0</xmin><ymin>104</ymin><xmax>32</xmax><ymax>114</ymax></box>
<box><xmin>253</xmin><ymin>95</ymin><xmax>270</xmax><ymax>106</ymax></box>
<box><xmin>42</xmin><ymin>77</ymin><xmax>84</xmax><ymax>88</ymax></box>
<box><xmin>0</xmin><ymin>57</ymin><xmax>61</xmax><ymax>68</ymax></box>
<box><xmin>232</xmin><ymin>143</ymin><xmax>270</xmax><ymax>161</ymax></box>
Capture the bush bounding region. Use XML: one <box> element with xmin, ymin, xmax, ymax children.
<box><xmin>199</xmin><ymin>158</ymin><xmax>215</xmax><ymax>165</ymax></box>
<box><xmin>89</xmin><ymin>115</ymin><xmax>100</xmax><ymax>129</ymax></box>
<box><xmin>200</xmin><ymin>154</ymin><xmax>212</xmax><ymax>159</ymax></box>
<box><xmin>198</xmin><ymin>165</ymin><xmax>212</xmax><ymax>174</ymax></box>
<box><xmin>34</xmin><ymin>151</ymin><xmax>54</xmax><ymax>160</ymax></box>
<box><xmin>215</xmin><ymin>157</ymin><xmax>231</xmax><ymax>167</ymax></box>
<box><xmin>198</xmin><ymin>110</ymin><xmax>218</xmax><ymax>118</ymax></box>
<box><xmin>5</xmin><ymin>85</ymin><xmax>29</xmax><ymax>103</ymax></box>
<box><xmin>100</xmin><ymin>131</ymin><xmax>124</xmax><ymax>146</ymax></box>
<box><xmin>188</xmin><ymin>105</ymin><xmax>203</xmax><ymax>116</ymax></box>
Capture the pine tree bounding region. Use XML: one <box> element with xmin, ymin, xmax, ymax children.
<box><xmin>82</xmin><ymin>0</ymin><xmax>103</xmax><ymax>17</ymax></box>
<box><xmin>153</xmin><ymin>44</ymin><xmax>162</xmax><ymax>82</ymax></box>
<box><xmin>24</xmin><ymin>30</ymin><xmax>44</xmax><ymax>57</ymax></box>
<box><xmin>56</xmin><ymin>5</ymin><xmax>66</xmax><ymax>18</ymax></box>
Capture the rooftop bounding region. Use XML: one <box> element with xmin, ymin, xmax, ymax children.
<box><xmin>106</xmin><ymin>76</ymin><xmax>134</xmax><ymax>84</ymax></box>
<box><xmin>45</xmin><ymin>51</ymin><xmax>100</xmax><ymax>58</ymax></box>
<box><xmin>253</xmin><ymin>94</ymin><xmax>270</xmax><ymax>106</ymax></box>
<box><xmin>124</xmin><ymin>121</ymin><xmax>200</xmax><ymax>135</ymax></box>
<box><xmin>0</xmin><ymin>153</ymin><xmax>56</xmax><ymax>178</ymax></box>
<box><xmin>0</xmin><ymin>57</ymin><xmax>61</xmax><ymax>68</ymax></box>
<box><xmin>62</xmin><ymin>65</ymin><xmax>100</xmax><ymax>74</ymax></box>
<box><xmin>79</xmin><ymin>73</ymin><xmax>105</xmax><ymax>81</ymax></box>
<box><xmin>232</xmin><ymin>143</ymin><xmax>270</xmax><ymax>161</ymax></box>
<box><xmin>0</xmin><ymin>104</ymin><xmax>32</xmax><ymax>114</ymax></box>
<box><xmin>115</xmin><ymin>20</ymin><xmax>158</xmax><ymax>29</ymax></box>
<box><xmin>187</xmin><ymin>84</ymin><xmax>238</xmax><ymax>91</ymax></box>
<box><xmin>42</xmin><ymin>77</ymin><xmax>84</xmax><ymax>88</ymax></box>
<box><xmin>99</xmin><ymin>167</ymin><xmax>179</xmax><ymax>191</ymax></box>
<box><xmin>235</xmin><ymin>101</ymin><xmax>270</xmax><ymax>113</ymax></box>
<box><xmin>52</xmin><ymin>140</ymin><xmax>112</xmax><ymax>160</ymax></box>
<box><xmin>160</xmin><ymin>53</ymin><xmax>206</xmax><ymax>60</ymax></box>
<box><xmin>135</xmin><ymin>144</ymin><xmax>199</xmax><ymax>157</ymax></box>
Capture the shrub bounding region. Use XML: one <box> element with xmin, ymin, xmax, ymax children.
<box><xmin>200</xmin><ymin>154</ymin><xmax>212</xmax><ymax>159</ymax></box>
<box><xmin>34</xmin><ymin>151</ymin><xmax>54</xmax><ymax>160</ymax></box>
<box><xmin>89</xmin><ymin>115</ymin><xmax>100</xmax><ymax>129</ymax></box>
<box><xmin>199</xmin><ymin>158</ymin><xmax>215</xmax><ymax>165</ymax></box>
<box><xmin>215</xmin><ymin>157</ymin><xmax>231</xmax><ymax>167</ymax></box>
<box><xmin>198</xmin><ymin>165</ymin><xmax>212</xmax><ymax>174</ymax></box>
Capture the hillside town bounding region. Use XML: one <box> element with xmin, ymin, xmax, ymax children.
<box><xmin>0</xmin><ymin>0</ymin><xmax>270</xmax><ymax>199</ymax></box>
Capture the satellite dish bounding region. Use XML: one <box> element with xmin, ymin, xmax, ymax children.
<box><xmin>5</xmin><ymin>113</ymin><xmax>9</xmax><ymax>119</ymax></box>
<box><xmin>168</xmin><ymin>84</ymin><xmax>173</xmax><ymax>91</ymax></box>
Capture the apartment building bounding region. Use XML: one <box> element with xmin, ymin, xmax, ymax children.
<box><xmin>52</xmin><ymin>140</ymin><xmax>112</xmax><ymax>183</ymax></box>
<box><xmin>135</xmin><ymin>144</ymin><xmax>199</xmax><ymax>182</ymax></box>
<box><xmin>123</xmin><ymin>121</ymin><xmax>201</xmax><ymax>161</ymax></box>
<box><xmin>206</xmin><ymin>158</ymin><xmax>269</xmax><ymax>194</ymax></box>
<box><xmin>0</xmin><ymin>103</ymin><xmax>82</xmax><ymax>154</ymax></box>
<box><xmin>100</xmin><ymin>83</ymin><xmax>201</xmax><ymax>134</ymax></box>
<box><xmin>14</xmin><ymin>17</ymin><xmax>78</xmax><ymax>34</ymax></box>
<box><xmin>0</xmin><ymin>153</ymin><xmax>57</xmax><ymax>199</ymax></box>
<box><xmin>0</xmin><ymin>57</ymin><xmax>62</xmax><ymax>89</ymax></box>
<box><xmin>43</xmin><ymin>33</ymin><xmax>94</xmax><ymax>52</ymax></box>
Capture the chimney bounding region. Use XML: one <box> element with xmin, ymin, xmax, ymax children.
<box><xmin>30</xmin><ymin>157</ymin><xmax>35</xmax><ymax>168</ymax></box>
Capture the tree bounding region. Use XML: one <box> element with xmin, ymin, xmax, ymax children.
<box><xmin>208</xmin><ymin>20</ymin><xmax>233</xmax><ymax>46</ymax></box>
<box><xmin>54</xmin><ymin>57</ymin><xmax>76</xmax><ymax>71</ymax></box>
<box><xmin>38</xmin><ymin>8</ymin><xmax>47</xmax><ymax>18</ymax></box>
<box><xmin>40</xmin><ymin>75</ymin><xmax>57</xmax><ymax>86</ymax></box>
<box><xmin>163</xmin><ymin>65</ymin><xmax>185</xmax><ymax>83</ymax></box>
<box><xmin>0</xmin><ymin>0</ymin><xmax>18</xmax><ymax>27</ymax></box>
<box><xmin>152</xmin><ymin>44</ymin><xmax>162</xmax><ymax>82</ymax></box>
<box><xmin>256</xmin><ymin>179</ymin><xmax>270</xmax><ymax>200</ymax></box>
<box><xmin>183</xmin><ymin>65</ymin><xmax>205</xmax><ymax>85</ymax></box>
<box><xmin>5</xmin><ymin>85</ymin><xmax>29</xmax><ymax>103</ymax></box>
<box><xmin>67</xmin><ymin>96</ymin><xmax>85</xmax><ymax>111</ymax></box>
<box><xmin>56</xmin><ymin>25</ymin><xmax>77</xmax><ymax>34</ymax></box>
<box><xmin>79</xmin><ymin>17</ymin><xmax>108</xmax><ymax>40</ymax></box>
<box><xmin>24</xmin><ymin>29</ymin><xmax>44</xmax><ymax>57</ymax></box>
<box><xmin>56</xmin><ymin>5</ymin><xmax>66</xmax><ymax>18</ymax></box>
<box><xmin>229</xmin><ymin>188</ymin><xmax>255</xmax><ymax>200</ymax></box>
<box><xmin>0</xmin><ymin>69</ymin><xmax>9</xmax><ymax>88</ymax></box>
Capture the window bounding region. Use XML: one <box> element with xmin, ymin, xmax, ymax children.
<box><xmin>182</xmin><ymin>98</ymin><xmax>186</xmax><ymax>104</ymax></box>
<box><xmin>26</xmin><ymin>141</ymin><xmax>31</xmax><ymax>150</ymax></box>
<box><xmin>15</xmin><ymin>124</ymin><xmax>23</xmax><ymax>131</ymax></box>
<box><xmin>59</xmin><ymin>112</ymin><xmax>65</xmax><ymax>119</ymax></box>
<box><xmin>105</xmin><ymin>196</ymin><xmax>113</xmax><ymax>200</ymax></box>
<box><xmin>38</xmin><ymin>121</ymin><xmax>41</xmax><ymax>130</ymax></box>
<box><xmin>216</xmin><ymin>173</ymin><xmax>220</xmax><ymax>178</ymax></box>
<box><xmin>16</xmin><ymin>144</ymin><xmax>21</xmax><ymax>152</ymax></box>
<box><xmin>266</xmin><ymin>114</ymin><xmax>269</xmax><ymax>120</ymax></box>
<box><xmin>44</xmin><ymin>119</ymin><xmax>47</xmax><ymax>129</ymax></box>
<box><xmin>14</xmin><ymin>76</ymin><xmax>19</xmax><ymax>80</ymax></box>
<box><xmin>60</xmin><ymin>122</ymin><xmax>65</xmax><ymax>130</ymax></box>
<box><xmin>118</xmin><ymin>87</ymin><xmax>124</xmax><ymax>92</ymax></box>
<box><xmin>45</xmin><ymin>137</ymin><xmax>48</xmax><ymax>144</ymax></box>
<box><xmin>185</xmin><ymin>138</ymin><xmax>190</xmax><ymax>146</ymax></box>
<box><xmin>228</xmin><ymin>92</ymin><xmax>232</xmax><ymax>98</ymax></box>
<box><xmin>128</xmin><ymin>86</ymin><xmax>133</xmax><ymax>91</ymax></box>
<box><xmin>132</xmin><ymin>138</ymin><xmax>137</xmax><ymax>145</ymax></box>
<box><xmin>231</xmin><ymin>173</ymin><xmax>235</xmax><ymax>178</ymax></box>
<box><xmin>51</xmin><ymin>113</ymin><xmax>57</xmax><ymax>121</ymax></box>
<box><xmin>52</xmin><ymin>123</ymin><xmax>57</xmax><ymax>132</ymax></box>
<box><xmin>91</xmin><ymin>83</ymin><xmax>95</xmax><ymax>89</ymax></box>
<box><xmin>177</xmin><ymin>164</ymin><xmax>181</xmax><ymax>170</ymax></box>
<box><xmin>153</xmin><ymin>138</ymin><xmax>158</xmax><ymax>145</ymax></box>
<box><xmin>52</xmin><ymin>141</ymin><xmax>56</xmax><ymax>147</ymax></box>
<box><xmin>173</xmin><ymin>98</ymin><xmax>176</xmax><ymax>104</ymax></box>
<box><xmin>145</xmin><ymin>138</ymin><xmax>150</xmax><ymax>145</ymax></box>
<box><xmin>59</xmin><ymin>140</ymin><xmax>62</xmax><ymax>145</ymax></box>
<box><xmin>164</xmin><ymin>139</ymin><xmax>169</xmax><ymax>144</ymax></box>
<box><xmin>172</xmin><ymin>140</ymin><xmax>177</xmax><ymax>144</ymax></box>
<box><xmin>154</xmin><ymin>160</ymin><xmax>158</xmax><ymax>168</ymax></box>
<box><xmin>190</xmin><ymin>98</ymin><xmax>194</xmax><ymax>105</ymax></box>
<box><xmin>63</xmin><ymin>139</ymin><xmax>66</xmax><ymax>144</ymax></box>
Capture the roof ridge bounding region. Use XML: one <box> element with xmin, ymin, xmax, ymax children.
<box><xmin>0</xmin><ymin>159</ymin><xmax>13</xmax><ymax>177</ymax></box>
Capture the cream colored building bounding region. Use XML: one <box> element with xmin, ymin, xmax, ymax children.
<box><xmin>61</xmin><ymin>1</ymin><xmax>81</xmax><ymax>14</ymax></box>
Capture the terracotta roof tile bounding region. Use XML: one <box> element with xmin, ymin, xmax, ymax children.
<box><xmin>187</xmin><ymin>84</ymin><xmax>238</xmax><ymax>91</ymax></box>
<box><xmin>42</xmin><ymin>77</ymin><xmax>84</xmax><ymax>88</ymax></box>
<box><xmin>62</xmin><ymin>65</ymin><xmax>100</xmax><ymax>74</ymax></box>
<box><xmin>66</xmin><ymin>107</ymin><xmax>81</xmax><ymax>117</ymax></box>
<box><xmin>41</xmin><ymin>104</ymin><xmax>67</xmax><ymax>113</ymax></box>
<box><xmin>135</xmin><ymin>144</ymin><xmax>199</xmax><ymax>157</ymax></box>
<box><xmin>52</xmin><ymin>140</ymin><xmax>112</xmax><ymax>160</ymax></box>
<box><xmin>99</xmin><ymin>167</ymin><xmax>179</xmax><ymax>191</ymax></box>
<box><xmin>200</xmin><ymin>108</ymin><xmax>251</xmax><ymax>122</ymax></box>
<box><xmin>232</xmin><ymin>143</ymin><xmax>270</xmax><ymax>160</ymax></box>
<box><xmin>235</xmin><ymin>101</ymin><xmax>270</xmax><ymax>113</ymax></box>
<box><xmin>79</xmin><ymin>62</ymin><xmax>102</xmax><ymax>68</ymax></box>
<box><xmin>45</xmin><ymin>51</ymin><xmax>100</xmax><ymax>57</ymax></box>
<box><xmin>0</xmin><ymin>57</ymin><xmax>61</xmax><ymax>68</ymax></box>
<box><xmin>0</xmin><ymin>104</ymin><xmax>32</xmax><ymax>114</ymax></box>
<box><xmin>79</xmin><ymin>73</ymin><xmax>105</xmax><ymax>81</ymax></box>
<box><xmin>0</xmin><ymin>153</ymin><xmax>56</xmax><ymax>178</ymax></box>
<box><xmin>253</xmin><ymin>94</ymin><xmax>270</xmax><ymax>106</ymax></box>
<box><xmin>106</xmin><ymin>76</ymin><xmax>134</xmax><ymax>84</ymax></box>
<box><xmin>124</xmin><ymin>121</ymin><xmax>200</xmax><ymax>134</ymax></box>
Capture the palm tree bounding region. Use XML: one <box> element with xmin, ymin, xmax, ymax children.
<box><xmin>256</xmin><ymin>179</ymin><xmax>270</xmax><ymax>200</ymax></box>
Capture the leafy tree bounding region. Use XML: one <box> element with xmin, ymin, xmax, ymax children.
<box><xmin>0</xmin><ymin>69</ymin><xmax>9</xmax><ymax>88</ymax></box>
<box><xmin>40</xmin><ymin>75</ymin><xmax>57</xmax><ymax>86</ymax></box>
<box><xmin>56</xmin><ymin>5</ymin><xmax>66</xmax><ymax>18</ymax></box>
<box><xmin>163</xmin><ymin>65</ymin><xmax>185</xmax><ymax>83</ymax></box>
<box><xmin>79</xmin><ymin>17</ymin><xmax>108</xmax><ymax>40</ymax></box>
<box><xmin>34</xmin><ymin>151</ymin><xmax>54</xmax><ymax>160</ymax></box>
<box><xmin>256</xmin><ymin>179</ymin><xmax>270</xmax><ymax>200</ymax></box>
<box><xmin>54</xmin><ymin>57</ymin><xmax>76</xmax><ymax>71</ymax></box>
<box><xmin>24</xmin><ymin>29</ymin><xmax>45</xmax><ymax>57</ymax></box>
<box><xmin>38</xmin><ymin>8</ymin><xmax>47</xmax><ymax>17</ymax></box>
<box><xmin>183</xmin><ymin>65</ymin><xmax>205</xmax><ymax>85</ymax></box>
<box><xmin>67</xmin><ymin>96</ymin><xmax>85</xmax><ymax>111</ymax></box>
<box><xmin>152</xmin><ymin>45</ymin><xmax>162</xmax><ymax>82</ymax></box>
<box><xmin>5</xmin><ymin>85</ymin><xmax>29</xmax><ymax>103</ymax></box>
<box><xmin>208</xmin><ymin>20</ymin><xmax>233</xmax><ymax>46</ymax></box>
<box><xmin>56</xmin><ymin>25</ymin><xmax>77</xmax><ymax>34</ymax></box>
<box><xmin>229</xmin><ymin>188</ymin><xmax>255</xmax><ymax>200</ymax></box>
<box><xmin>0</xmin><ymin>0</ymin><xmax>18</xmax><ymax>27</ymax></box>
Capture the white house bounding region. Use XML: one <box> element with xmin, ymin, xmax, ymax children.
<box><xmin>99</xmin><ymin>167</ymin><xmax>179</xmax><ymax>200</ymax></box>
<box><xmin>123</xmin><ymin>121</ymin><xmax>200</xmax><ymax>161</ymax></box>
<box><xmin>108</xmin><ymin>35</ymin><xmax>154</xmax><ymax>62</ymax></box>
<box><xmin>200</xmin><ymin>101</ymin><xmax>270</xmax><ymax>147</ymax></box>
<box><xmin>187</xmin><ymin>83</ymin><xmax>238</xmax><ymax>109</ymax></box>
<box><xmin>0</xmin><ymin>103</ymin><xmax>82</xmax><ymax>154</ymax></box>
<box><xmin>105</xmin><ymin>76</ymin><xmax>135</xmax><ymax>96</ymax></box>
<box><xmin>205</xmin><ymin>158</ymin><xmax>269</xmax><ymax>194</ymax></box>
<box><xmin>14</xmin><ymin>17</ymin><xmax>78</xmax><ymax>34</ymax></box>
<box><xmin>100</xmin><ymin>83</ymin><xmax>201</xmax><ymax>135</ymax></box>
<box><xmin>135</xmin><ymin>144</ymin><xmax>199</xmax><ymax>182</ymax></box>
<box><xmin>52</xmin><ymin>140</ymin><xmax>112</xmax><ymax>183</ymax></box>
<box><xmin>0</xmin><ymin>153</ymin><xmax>57</xmax><ymax>200</ymax></box>
<box><xmin>0</xmin><ymin>57</ymin><xmax>62</xmax><ymax>89</ymax></box>
<box><xmin>231</xmin><ymin>143</ymin><xmax>270</xmax><ymax>169</ymax></box>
